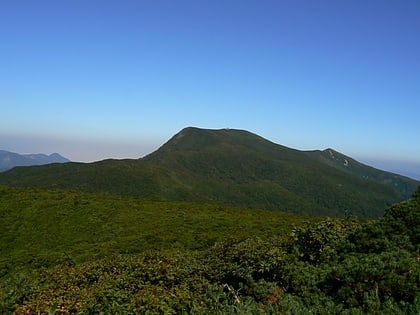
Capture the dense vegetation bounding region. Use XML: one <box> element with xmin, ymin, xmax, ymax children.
<box><xmin>0</xmin><ymin>128</ymin><xmax>418</xmax><ymax>218</ymax></box>
<box><xmin>1</xmin><ymin>186</ymin><xmax>419</xmax><ymax>314</ymax></box>
<box><xmin>0</xmin><ymin>186</ymin><xmax>311</xmax><ymax>275</ymax></box>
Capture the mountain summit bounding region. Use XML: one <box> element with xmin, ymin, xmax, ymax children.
<box><xmin>0</xmin><ymin>127</ymin><xmax>418</xmax><ymax>217</ymax></box>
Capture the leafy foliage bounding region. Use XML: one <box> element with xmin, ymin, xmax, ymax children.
<box><xmin>1</xmin><ymin>186</ymin><xmax>419</xmax><ymax>314</ymax></box>
<box><xmin>288</xmin><ymin>218</ymin><xmax>359</xmax><ymax>264</ymax></box>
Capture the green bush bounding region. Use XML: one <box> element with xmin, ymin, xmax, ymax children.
<box><xmin>288</xmin><ymin>218</ymin><xmax>359</xmax><ymax>264</ymax></box>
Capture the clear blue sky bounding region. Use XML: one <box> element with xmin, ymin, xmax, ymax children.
<box><xmin>1</xmin><ymin>1</ymin><xmax>419</xmax><ymax>177</ymax></box>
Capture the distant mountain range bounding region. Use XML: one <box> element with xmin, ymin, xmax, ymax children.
<box><xmin>0</xmin><ymin>150</ymin><xmax>70</xmax><ymax>171</ymax></box>
<box><xmin>0</xmin><ymin>127</ymin><xmax>418</xmax><ymax>217</ymax></box>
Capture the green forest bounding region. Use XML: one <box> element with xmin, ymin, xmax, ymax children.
<box><xmin>1</xmin><ymin>185</ymin><xmax>419</xmax><ymax>314</ymax></box>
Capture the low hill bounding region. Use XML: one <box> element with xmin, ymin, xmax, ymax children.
<box><xmin>0</xmin><ymin>150</ymin><xmax>69</xmax><ymax>171</ymax></box>
<box><xmin>0</xmin><ymin>127</ymin><xmax>417</xmax><ymax>217</ymax></box>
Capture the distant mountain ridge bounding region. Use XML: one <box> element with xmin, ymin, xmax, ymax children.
<box><xmin>0</xmin><ymin>127</ymin><xmax>418</xmax><ymax>217</ymax></box>
<box><xmin>0</xmin><ymin>150</ymin><xmax>70</xmax><ymax>171</ymax></box>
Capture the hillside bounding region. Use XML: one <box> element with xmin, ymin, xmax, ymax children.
<box><xmin>0</xmin><ymin>127</ymin><xmax>418</xmax><ymax>217</ymax></box>
<box><xmin>0</xmin><ymin>150</ymin><xmax>69</xmax><ymax>171</ymax></box>
<box><xmin>1</xmin><ymin>187</ymin><xmax>418</xmax><ymax>314</ymax></box>
<box><xmin>0</xmin><ymin>185</ymin><xmax>312</xmax><ymax>275</ymax></box>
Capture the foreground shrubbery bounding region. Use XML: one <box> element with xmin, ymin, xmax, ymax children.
<box><xmin>1</xmin><ymin>189</ymin><xmax>419</xmax><ymax>314</ymax></box>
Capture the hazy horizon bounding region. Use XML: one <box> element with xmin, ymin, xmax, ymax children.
<box><xmin>1</xmin><ymin>1</ymin><xmax>419</xmax><ymax>178</ymax></box>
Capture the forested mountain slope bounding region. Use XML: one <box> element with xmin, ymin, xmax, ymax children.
<box><xmin>0</xmin><ymin>127</ymin><xmax>417</xmax><ymax>217</ymax></box>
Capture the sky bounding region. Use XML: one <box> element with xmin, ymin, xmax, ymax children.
<box><xmin>1</xmin><ymin>1</ymin><xmax>419</xmax><ymax>178</ymax></box>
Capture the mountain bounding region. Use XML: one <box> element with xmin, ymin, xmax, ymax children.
<box><xmin>0</xmin><ymin>127</ymin><xmax>418</xmax><ymax>217</ymax></box>
<box><xmin>0</xmin><ymin>150</ymin><xmax>70</xmax><ymax>171</ymax></box>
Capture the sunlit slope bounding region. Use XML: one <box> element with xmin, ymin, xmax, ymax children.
<box><xmin>0</xmin><ymin>127</ymin><xmax>417</xmax><ymax>217</ymax></box>
<box><xmin>0</xmin><ymin>185</ymin><xmax>312</xmax><ymax>274</ymax></box>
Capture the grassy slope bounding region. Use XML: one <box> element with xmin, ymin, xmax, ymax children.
<box><xmin>0</xmin><ymin>185</ymin><xmax>315</xmax><ymax>275</ymax></box>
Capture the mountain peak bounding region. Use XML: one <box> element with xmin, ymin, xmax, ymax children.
<box><xmin>48</xmin><ymin>153</ymin><xmax>70</xmax><ymax>162</ymax></box>
<box><xmin>158</xmin><ymin>127</ymin><xmax>282</xmax><ymax>151</ymax></box>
